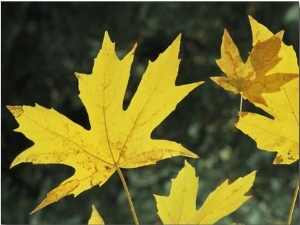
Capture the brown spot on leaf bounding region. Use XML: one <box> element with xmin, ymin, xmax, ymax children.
<box><xmin>274</xmin><ymin>155</ymin><xmax>283</xmax><ymax>164</ymax></box>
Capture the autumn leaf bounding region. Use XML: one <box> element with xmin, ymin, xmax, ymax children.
<box><xmin>249</xmin><ymin>15</ymin><xmax>299</xmax><ymax>78</ymax></box>
<box><xmin>235</xmin><ymin>77</ymin><xmax>299</xmax><ymax>165</ymax></box>
<box><xmin>7</xmin><ymin>31</ymin><xmax>203</xmax><ymax>214</ymax></box>
<box><xmin>154</xmin><ymin>160</ymin><xmax>256</xmax><ymax>224</ymax></box>
<box><xmin>210</xmin><ymin>16</ymin><xmax>298</xmax><ymax>106</ymax></box>
<box><xmin>88</xmin><ymin>205</ymin><xmax>104</xmax><ymax>225</ymax></box>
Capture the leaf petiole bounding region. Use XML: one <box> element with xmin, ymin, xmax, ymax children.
<box><xmin>287</xmin><ymin>178</ymin><xmax>299</xmax><ymax>225</ymax></box>
<box><xmin>239</xmin><ymin>94</ymin><xmax>243</xmax><ymax>112</ymax></box>
<box><xmin>116</xmin><ymin>166</ymin><xmax>139</xmax><ymax>225</ymax></box>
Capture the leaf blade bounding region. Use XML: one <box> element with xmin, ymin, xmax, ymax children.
<box><xmin>211</xmin><ymin>16</ymin><xmax>298</xmax><ymax>106</ymax></box>
<box><xmin>154</xmin><ymin>160</ymin><xmax>256</xmax><ymax>224</ymax></box>
<box><xmin>193</xmin><ymin>171</ymin><xmax>256</xmax><ymax>224</ymax></box>
<box><xmin>7</xmin><ymin>31</ymin><xmax>202</xmax><ymax>213</ymax></box>
<box><xmin>154</xmin><ymin>160</ymin><xmax>198</xmax><ymax>224</ymax></box>
<box><xmin>235</xmin><ymin>78</ymin><xmax>299</xmax><ymax>164</ymax></box>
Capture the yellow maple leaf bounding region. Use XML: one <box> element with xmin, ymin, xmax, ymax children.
<box><xmin>235</xmin><ymin>77</ymin><xmax>299</xmax><ymax>165</ymax></box>
<box><xmin>88</xmin><ymin>205</ymin><xmax>104</xmax><ymax>225</ymax></box>
<box><xmin>154</xmin><ymin>160</ymin><xmax>256</xmax><ymax>224</ymax></box>
<box><xmin>210</xmin><ymin>16</ymin><xmax>298</xmax><ymax>106</ymax></box>
<box><xmin>7</xmin><ymin>31</ymin><xmax>203</xmax><ymax>214</ymax></box>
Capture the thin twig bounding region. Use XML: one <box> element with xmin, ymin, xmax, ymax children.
<box><xmin>116</xmin><ymin>166</ymin><xmax>139</xmax><ymax>225</ymax></box>
<box><xmin>287</xmin><ymin>179</ymin><xmax>299</xmax><ymax>225</ymax></box>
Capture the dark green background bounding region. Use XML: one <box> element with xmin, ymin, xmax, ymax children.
<box><xmin>2</xmin><ymin>2</ymin><xmax>299</xmax><ymax>224</ymax></box>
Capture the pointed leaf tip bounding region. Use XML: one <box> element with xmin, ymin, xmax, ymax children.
<box><xmin>88</xmin><ymin>205</ymin><xmax>105</xmax><ymax>224</ymax></box>
<box><xmin>103</xmin><ymin>30</ymin><xmax>110</xmax><ymax>40</ymax></box>
<box><xmin>6</xmin><ymin>105</ymin><xmax>24</xmax><ymax>118</ymax></box>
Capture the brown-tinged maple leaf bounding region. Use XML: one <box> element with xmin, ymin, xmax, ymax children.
<box><xmin>154</xmin><ymin>160</ymin><xmax>256</xmax><ymax>224</ymax></box>
<box><xmin>235</xmin><ymin>77</ymin><xmax>299</xmax><ymax>165</ymax></box>
<box><xmin>210</xmin><ymin>16</ymin><xmax>298</xmax><ymax>106</ymax></box>
<box><xmin>7</xmin><ymin>31</ymin><xmax>203</xmax><ymax>214</ymax></box>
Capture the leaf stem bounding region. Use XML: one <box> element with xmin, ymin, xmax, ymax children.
<box><xmin>287</xmin><ymin>178</ymin><xmax>299</xmax><ymax>225</ymax></box>
<box><xmin>116</xmin><ymin>166</ymin><xmax>139</xmax><ymax>225</ymax></box>
<box><xmin>239</xmin><ymin>94</ymin><xmax>243</xmax><ymax>112</ymax></box>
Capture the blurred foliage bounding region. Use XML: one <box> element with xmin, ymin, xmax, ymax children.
<box><xmin>2</xmin><ymin>2</ymin><xmax>299</xmax><ymax>224</ymax></box>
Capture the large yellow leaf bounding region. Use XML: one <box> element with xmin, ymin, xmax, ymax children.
<box><xmin>210</xmin><ymin>16</ymin><xmax>298</xmax><ymax>106</ymax></box>
<box><xmin>235</xmin><ymin>77</ymin><xmax>299</xmax><ymax>164</ymax></box>
<box><xmin>88</xmin><ymin>205</ymin><xmax>104</xmax><ymax>225</ymax></box>
<box><xmin>7</xmin><ymin>31</ymin><xmax>203</xmax><ymax>214</ymax></box>
<box><xmin>154</xmin><ymin>160</ymin><xmax>256</xmax><ymax>224</ymax></box>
